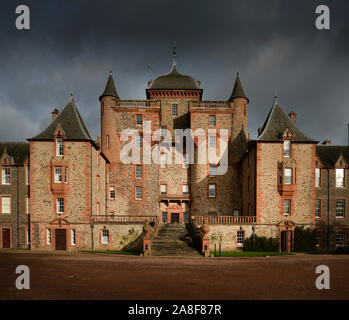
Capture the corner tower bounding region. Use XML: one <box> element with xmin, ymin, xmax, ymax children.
<box><xmin>99</xmin><ymin>71</ymin><xmax>119</xmax><ymax>165</ymax></box>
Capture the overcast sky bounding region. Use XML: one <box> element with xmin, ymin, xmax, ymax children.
<box><xmin>0</xmin><ymin>0</ymin><xmax>348</xmax><ymax>144</ymax></box>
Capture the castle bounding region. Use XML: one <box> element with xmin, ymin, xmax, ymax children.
<box><xmin>0</xmin><ymin>52</ymin><xmax>348</xmax><ymax>254</ymax></box>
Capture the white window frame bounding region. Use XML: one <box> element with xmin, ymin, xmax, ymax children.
<box><xmin>182</xmin><ymin>184</ymin><xmax>189</xmax><ymax>195</ymax></box>
<box><xmin>160</xmin><ymin>184</ymin><xmax>167</xmax><ymax>195</ymax></box>
<box><xmin>1</xmin><ymin>196</ymin><xmax>11</xmax><ymax>214</ymax></box>
<box><xmin>71</xmin><ymin>229</ymin><xmax>76</xmax><ymax>246</ymax></box>
<box><xmin>209</xmin><ymin>115</ymin><xmax>216</xmax><ymax>126</ymax></box>
<box><xmin>56</xmin><ymin>138</ymin><xmax>63</xmax><ymax>156</ymax></box>
<box><xmin>54</xmin><ymin>167</ymin><xmax>62</xmax><ymax>183</ymax></box>
<box><xmin>237</xmin><ymin>230</ymin><xmax>244</xmax><ymax>245</ymax></box>
<box><xmin>315</xmin><ymin>168</ymin><xmax>321</xmax><ymax>188</ymax></box>
<box><xmin>135</xmin><ymin>186</ymin><xmax>143</xmax><ymax>200</ymax></box>
<box><xmin>101</xmin><ymin>229</ymin><xmax>109</xmax><ymax>244</ymax></box>
<box><xmin>208</xmin><ymin>184</ymin><xmax>216</xmax><ymax>198</ymax></box>
<box><xmin>336</xmin><ymin>168</ymin><xmax>344</xmax><ymax>188</ymax></box>
<box><xmin>283</xmin><ymin>140</ymin><xmax>291</xmax><ymax>158</ymax></box>
<box><xmin>56</xmin><ymin>198</ymin><xmax>64</xmax><ymax>214</ymax></box>
<box><xmin>283</xmin><ymin>199</ymin><xmax>291</xmax><ymax>216</ymax></box>
<box><xmin>284</xmin><ymin>168</ymin><xmax>292</xmax><ymax>185</ymax></box>
<box><xmin>336</xmin><ymin>199</ymin><xmax>345</xmax><ymax>218</ymax></box>
<box><xmin>109</xmin><ymin>186</ymin><xmax>115</xmax><ymax>200</ymax></box>
<box><xmin>47</xmin><ymin>229</ymin><xmax>51</xmax><ymax>245</ymax></box>
<box><xmin>2</xmin><ymin>167</ymin><xmax>11</xmax><ymax>185</ymax></box>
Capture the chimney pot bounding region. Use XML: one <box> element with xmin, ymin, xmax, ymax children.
<box><xmin>51</xmin><ymin>108</ymin><xmax>59</xmax><ymax>120</ymax></box>
<box><xmin>289</xmin><ymin>111</ymin><xmax>297</xmax><ymax>124</ymax></box>
<box><xmin>322</xmin><ymin>140</ymin><xmax>332</xmax><ymax>145</ymax></box>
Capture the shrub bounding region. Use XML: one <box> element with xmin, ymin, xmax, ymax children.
<box><xmin>294</xmin><ymin>226</ymin><xmax>317</xmax><ymax>252</ymax></box>
<box><xmin>243</xmin><ymin>235</ymin><xmax>279</xmax><ymax>252</ymax></box>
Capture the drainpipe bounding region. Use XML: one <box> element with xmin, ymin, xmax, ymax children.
<box><xmin>327</xmin><ymin>168</ymin><xmax>330</xmax><ymax>252</ymax></box>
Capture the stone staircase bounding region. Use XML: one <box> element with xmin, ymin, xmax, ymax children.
<box><xmin>151</xmin><ymin>223</ymin><xmax>201</xmax><ymax>256</ymax></box>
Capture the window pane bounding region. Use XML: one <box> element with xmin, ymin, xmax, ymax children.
<box><xmin>47</xmin><ymin>229</ymin><xmax>51</xmax><ymax>245</ymax></box>
<box><xmin>336</xmin><ymin>199</ymin><xmax>345</xmax><ymax>217</ymax></box>
<box><xmin>182</xmin><ymin>153</ymin><xmax>189</xmax><ymax>168</ymax></box>
<box><xmin>56</xmin><ymin>198</ymin><xmax>64</xmax><ymax>213</ymax></box>
<box><xmin>283</xmin><ymin>199</ymin><xmax>291</xmax><ymax>216</ymax></box>
<box><xmin>136</xmin><ymin>135</ymin><xmax>143</xmax><ymax>148</ymax></box>
<box><xmin>172</xmin><ymin>104</ymin><xmax>178</xmax><ymax>116</ymax></box>
<box><xmin>54</xmin><ymin>167</ymin><xmax>62</xmax><ymax>183</ymax></box>
<box><xmin>209</xmin><ymin>164</ymin><xmax>215</xmax><ymax>177</ymax></box>
<box><xmin>315</xmin><ymin>168</ymin><xmax>321</xmax><ymax>187</ymax></box>
<box><xmin>160</xmin><ymin>184</ymin><xmax>167</xmax><ymax>194</ymax></box>
<box><xmin>336</xmin><ymin>231</ymin><xmax>344</xmax><ymax>245</ymax></box>
<box><xmin>284</xmin><ymin>140</ymin><xmax>291</xmax><ymax>157</ymax></box>
<box><xmin>182</xmin><ymin>185</ymin><xmax>189</xmax><ymax>194</ymax></box>
<box><xmin>209</xmin><ymin>136</ymin><xmax>216</xmax><ymax>149</ymax></box>
<box><xmin>1</xmin><ymin>197</ymin><xmax>10</xmax><ymax>214</ymax></box>
<box><xmin>136</xmin><ymin>114</ymin><xmax>142</xmax><ymax>125</ymax></box>
<box><xmin>102</xmin><ymin>230</ymin><xmax>109</xmax><ymax>244</ymax></box>
<box><xmin>65</xmin><ymin>167</ymin><xmax>68</xmax><ymax>184</ymax></box>
<box><xmin>237</xmin><ymin>231</ymin><xmax>244</xmax><ymax>244</ymax></box>
<box><xmin>71</xmin><ymin>230</ymin><xmax>76</xmax><ymax>245</ymax></box>
<box><xmin>2</xmin><ymin>167</ymin><xmax>10</xmax><ymax>184</ymax></box>
<box><xmin>315</xmin><ymin>199</ymin><xmax>321</xmax><ymax>218</ymax></box>
<box><xmin>162</xmin><ymin>212</ymin><xmax>167</xmax><ymax>223</ymax></box>
<box><xmin>209</xmin><ymin>115</ymin><xmax>216</xmax><ymax>126</ymax></box>
<box><xmin>209</xmin><ymin>184</ymin><xmax>216</xmax><ymax>197</ymax></box>
<box><xmin>336</xmin><ymin>169</ymin><xmax>344</xmax><ymax>187</ymax></box>
<box><xmin>160</xmin><ymin>154</ymin><xmax>167</xmax><ymax>168</ymax></box>
<box><xmin>284</xmin><ymin>168</ymin><xmax>292</xmax><ymax>185</ymax></box>
<box><xmin>56</xmin><ymin>138</ymin><xmax>63</xmax><ymax>156</ymax></box>
<box><xmin>109</xmin><ymin>186</ymin><xmax>115</xmax><ymax>199</ymax></box>
<box><xmin>136</xmin><ymin>187</ymin><xmax>143</xmax><ymax>200</ymax></box>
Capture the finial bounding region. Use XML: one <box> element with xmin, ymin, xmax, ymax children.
<box><xmin>172</xmin><ymin>41</ymin><xmax>177</xmax><ymax>67</ymax></box>
<box><xmin>109</xmin><ymin>70</ymin><xmax>112</xmax><ymax>75</ymax></box>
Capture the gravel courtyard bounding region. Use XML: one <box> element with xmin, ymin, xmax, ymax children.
<box><xmin>0</xmin><ymin>251</ymin><xmax>348</xmax><ymax>300</ymax></box>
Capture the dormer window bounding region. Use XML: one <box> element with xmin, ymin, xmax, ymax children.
<box><xmin>336</xmin><ymin>168</ymin><xmax>344</xmax><ymax>188</ymax></box>
<box><xmin>56</xmin><ymin>138</ymin><xmax>63</xmax><ymax>156</ymax></box>
<box><xmin>283</xmin><ymin>140</ymin><xmax>291</xmax><ymax>158</ymax></box>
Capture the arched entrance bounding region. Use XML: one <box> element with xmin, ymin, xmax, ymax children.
<box><xmin>277</xmin><ymin>220</ymin><xmax>295</xmax><ymax>252</ymax></box>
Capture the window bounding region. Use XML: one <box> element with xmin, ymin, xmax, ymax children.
<box><xmin>279</xmin><ymin>168</ymin><xmax>283</xmax><ymax>185</ymax></box>
<box><xmin>47</xmin><ymin>229</ymin><xmax>51</xmax><ymax>245</ymax></box>
<box><xmin>2</xmin><ymin>167</ymin><xmax>10</xmax><ymax>185</ymax></box>
<box><xmin>209</xmin><ymin>115</ymin><xmax>216</xmax><ymax>126</ymax></box>
<box><xmin>135</xmin><ymin>186</ymin><xmax>143</xmax><ymax>200</ymax></box>
<box><xmin>106</xmin><ymin>135</ymin><xmax>110</xmax><ymax>149</ymax></box>
<box><xmin>182</xmin><ymin>153</ymin><xmax>189</xmax><ymax>169</ymax></box>
<box><xmin>160</xmin><ymin>153</ymin><xmax>167</xmax><ymax>169</ymax></box>
<box><xmin>96</xmin><ymin>202</ymin><xmax>100</xmax><ymax>215</ymax></box>
<box><xmin>284</xmin><ymin>168</ymin><xmax>292</xmax><ymax>185</ymax></box>
<box><xmin>209</xmin><ymin>164</ymin><xmax>215</xmax><ymax>177</ymax></box>
<box><xmin>54</xmin><ymin>167</ymin><xmax>62</xmax><ymax>183</ymax></box>
<box><xmin>237</xmin><ymin>230</ymin><xmax>244</xmax><ymax>245</ymax></box>
<box><xmin>315</xmin><ymin>199</ymin><xmax>321</xmax><ymax>218</ymax></box>
<box><xmin>182</xmin><ymin>184</ymin><xmax>189</xmax><ymax>195</ymax></box>
<box><xmin>315</xmin><ymin>168</ymin><xmax>321</xmax><ymax>188</ymax></box>
<box><xmin>233</xmin><ymin>210</ymin><xmax>239</xmax><ymax>217</ymax></box>
<box><xmin>26</xmin><ymin>166</ymin><xmax>30</xmax><ymax>185</ymax></box>
<box><xmin>136</xmin><ymin>114</ymin><xmax>143</xmax><ymax>125</ymax></box>
<box><xmin>316</xmin><ymin>231</ymin><xmax>321</xmax><ymax>247</ymax></box>
<box><xmin>65</xmin><ymin>167</ymin><xmax>68</xmax><ymax>184</ymax></box>
<box><xmin>135</xmin><ymin>165</ymin><xmax>143</xmax><ymax>179</ymax></box>
<box><xmin>283</xmin><ymin>140</ymin><xmax>291</xmax><ymax>158</ymax></box>
<box><xmin>136</xmin><ymin>135</ymin><xmax>143</xmax><ymax>148</ymax></box>
<box><xmin>161</xmin><ymin>126</ymin><xmax>167</xmax><ymax>137</ymax></box>
<box><xmin>336</xmin><ymin>168</ymin><xmax>344</xmax><ymax>187</ymax></box>
<box><xmin>26</xmin><ymin>197</ymin><xmax>30</xmax><ymax>214</ymax></box>
<box><xmin>160</xmin><ymin>184</ymin><xmax>167</xmax><ymax>195</ymax></box>
<box><xmin>27</xmin><ymin>230</ymin><xmax>31</xmax><ymax>244</ymax></box>
<box><xmin>283</xmin><ymin>199</ymin><xmax>291</xmax><ymax>216</ymax></box>
<box><xmin>209</xmin><ymin>136</ymin><xmax>216</xmax><ymax>149</ymax></box>
<box><xmin>161</xmin><ymin>212</ymin><xmax>167</xmax><ymax>223</ymax></box>
<box><xmin>71</xmin><ymin>230</ymin><xmax>76</xmax><ymax>246</ymax></box>
<box><xmin>1</xmin><ymin>197</ymin><xmax>10</xmax><ymax>214</ymax></box>
<box><xmin>209</xmin><ymin>184</ymin><xmax>216</xmax><ymax>198</ymax></box>
<box><xmin>336</xmin><ymin>199</ymin><xmax>345</xmax><ymax>218</ymax></box>
<box><xmin>109</xmin><ymin>186</ymin><xmax>115</xmax><ymax>200</ymax></box>
<box><xmin>101</xmin><ymin>229</ymin><xmax>109</xmax><ymax>244</ymax></box>
<box><xmin>336</xmin><ymin>231</ymin><xmax>345</xmax><ymax>246</ymax></box>
<box><xmin>171</xmin><ymin>104</ymin><xmax>178</xmax><ymax>116</ymax></box>
<box><xmin>56</xmin><ymin>198</ymin><xmax>64</xmax><ymax>213</ymax></box>
<box><xmin>56</xmin><ymin>138</ymin><xmax>63</xmax><ymax>156</ymax></box>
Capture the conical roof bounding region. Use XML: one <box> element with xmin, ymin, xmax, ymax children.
<box><xmin>229</xmin><ymin>73</ymin><xmax>248</xmax><ymax>102</ymax></box>
<box><xmin>99</xmin><ymin>72</ymin><xmax>119</xmax><ymax>101</ymax></box>
<box><xmin>30</xmin><ymin>96</ymin><xmax>92</xmax><ymax>141</ymax></box>
<box><xmin>257</xmin><ymin>97</ymin><xmax>315</xmax><ymax>142</ymax></box>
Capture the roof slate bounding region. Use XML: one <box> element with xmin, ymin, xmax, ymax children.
<box><xmin>316</xmin><ymin>145</ymin><xmax>349</xmax><ymax>167</ymax></box>
<box><xmin>0</xmin><ymin>142</ymin><xmax>29</xmax><ymax>165</ymax></box>
<box><xmin>99</xmin><ymin>73</ymin><xmax>119</xmax><ymax>101</ymax></box>
<box><xmin>257</xmin><ymin>98</ymin><xmax>316</xmax><ymax>142</ymax></box>
<box><xmin>29</xmin><ymin>96</ymin><xmax>92</xmax><ymax>141</ymax></box>
<box><xmin>229</xmin><ymin>73</ymin><xmax>248</xmax><ymax>102</ymax></box>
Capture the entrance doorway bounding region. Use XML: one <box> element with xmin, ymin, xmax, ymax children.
<box><xmin>280</xmin><ymin>230</ymin><xmax>293</xmax><ymax>252</ymax></box>
<box><xmin>2</xmin><ymin>228</ymin><xmax>10</xmax><ymax>248</ymax></box>
<box><xmin>55</xmin><ymin>229</ymin><xmax>66</xmax><ymax>250</ymax></box>
<box><xmin>171</xmin><ymin>213</ymin><xmax>180</xmax><ymax>224</ymax></box>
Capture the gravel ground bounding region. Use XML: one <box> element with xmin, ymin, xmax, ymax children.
<box><xmin>0</xmin><ymin>250</ymin><xmax>348</xmax><ymax>300</ymax></box>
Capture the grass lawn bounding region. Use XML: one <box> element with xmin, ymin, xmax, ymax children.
<box><xmin>210</xmin><ymin>251</ymin><xmax>292</xmax><ymax>257</ymax></box>
<box><xmin>80</xmin><ymin>250</ymin><xmax>140</xmax><ymax>256</ymax></box>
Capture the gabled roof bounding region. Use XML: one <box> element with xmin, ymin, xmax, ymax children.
<box><xmin>29</xmin><ymin>96</ymin><xmax>92</xmax><ymax>141</ymax></box>
<box><xmin>257</xmin><ymin>97</ymin><xmax>316</xmax><ymax>143</ymax></box>
<box><xmin>0</xmin><ymin>142</ymin><xmax>29</xmax><ymax>165</ymax></box>
<box><xmin>99</xmin><ymin>72</ymin><xmax>119</xmax><ymax>101</ymax></box>
<box><xmin>316</xmin><ymin>145</ymin><xmax>349</xmax><ymax>168</ymax></box>
<box><xmin>229</xmin><ymin>73</ymin><xmax>248</xmax><ymax>102</ymax></box>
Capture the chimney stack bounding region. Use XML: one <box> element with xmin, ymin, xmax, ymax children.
<box><xmin>289</xmin><ymin>111</ymin><xmax>297</xmax><ymax>124</ymax></box>
<box><xmin>257</xmin><ymin>127</ymin><xmax>263</xmax><ymax>136</ymax></box>
<box><xmin>322</xmin><ymin>140</ymin><xmax>332</xmax><ymax>145</ymax></box>
<box><xmin>51</xmin><ymin>108</ymin><xmax>59</xmax><ymax>120</ymax></box>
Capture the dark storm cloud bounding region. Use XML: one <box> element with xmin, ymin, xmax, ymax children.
<box><xmin>0</xmin><ymin>0</ymin><xmax>348</xmax><ymax>144</ymax></box>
